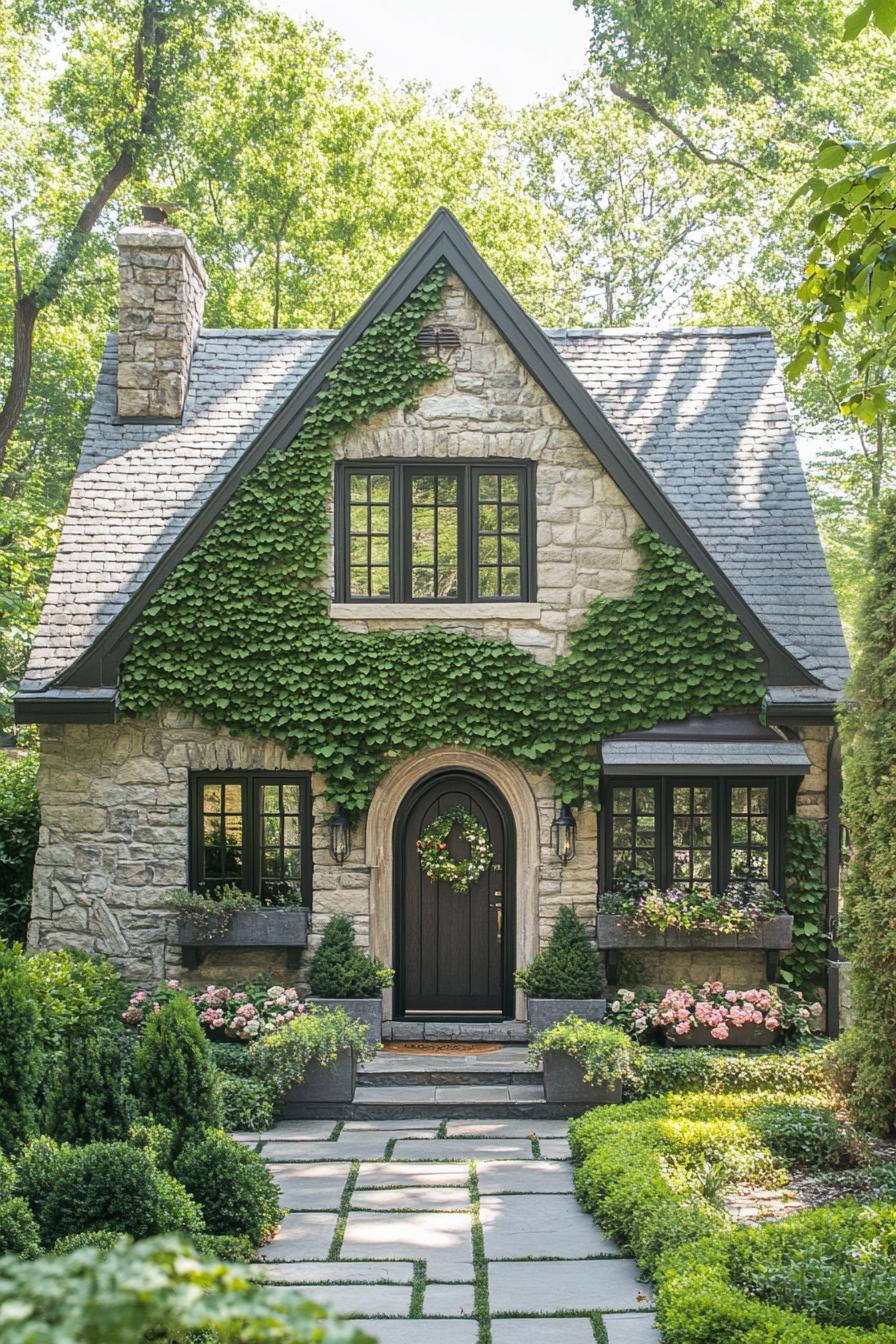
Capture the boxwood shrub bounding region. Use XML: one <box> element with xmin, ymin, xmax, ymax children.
<box><xmin>220</xmin><ymin>1074</ymin><xmax>276</xmax><ymax>1132</ymax></box>
<box><xmin>172</xmin><ymin>1130</ymin><xmax>281</xmax><ymax>1245</ymax></box>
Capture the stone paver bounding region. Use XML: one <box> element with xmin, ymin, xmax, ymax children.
<box><xmin>476</xmin><ymin>1159</ymin><xmax>574</xmax><ymax>1194</ymax></box>
<box><xmin>480</xmin><ymin>1193</ymin><xmax>619</xmax><ymax>1259</ymax></box>
<box><xmin>260</xmin><ymin>1261</ymin><xmax>414</xmax><ymax>1283</ymax></box>
<box><xmin>272</xmin><ymin>1162</ymin><xmax>352</xmax><ymax>1210</ymax></box>
<box><xmin>265</xmin><ymin>1283</ymin><xmax>412</xmax><ymax>1316</ymax></box>
<box><xmin>250</xmin><ymin>1114</ymin><xmax>648</xmax><ymax>1333</ymax></box>
<box><xmin>489</xmin><ymin>1260</ymin><xmax>651</xmax><ymax>1314</ymax></box>
<box><xmin>491</xmin><ymin>1321</ymin><xmax>597</xmax><ymax>1343</ymax></box>
<box><xmin>604</xmin><ymin>1312</ymin><xmax>659</xmax><ymax>1343</ymax></box>
<box><xmin>391</xmin><ymin>1138</ymin><xmax>533</xmax><ymax>1161</ymax></box>
<box><xmin>342</xmin><ymin>1210</ymin><xmax>474</xmax><ymax>1279</ymax></box>
<box><xmin>258</xmin><ymin>1212</ymin><xmax>337</xmax><ymax>1261</ymax></box>
<box><xmin>351</xmin><ymin>1185</ymin><xmax>471</xmax><ymax>1211</ymax></box>
<box><xmin>349</xmin><ymin>1323</ymin><xmax>479</xmax><ymax>1342</ymax></box>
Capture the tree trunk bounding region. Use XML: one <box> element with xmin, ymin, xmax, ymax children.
<box><xmin>0</xmin><ymin>296</ymin><xmax>39</xmax><ymax>464</ymax></box>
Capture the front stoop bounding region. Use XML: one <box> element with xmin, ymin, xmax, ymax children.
<box><xmin>383</xmin><ymin>1019</ymin><xmax>529</xmax><ymax>1042</ymax></box>
<box><xmin>282</xmin><ymin>1045</ymin><xmax>595</xmax><ymax>1120</ymax></box>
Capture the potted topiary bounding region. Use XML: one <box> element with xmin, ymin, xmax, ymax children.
<box><xmin>515</xmin><ymin>905</ymin><xmax>606</xmax><ymax>1036</ymax></box>
<box><xmin>251</xmin><ymin>1006</ymin><xmax>378</xmax><ymax>1113</ymax></box>
<box><xmin>529</xmin><ymin>1018</ymin><xmax>638</xmax><ymax>1105</ymax></box>
<box><xmin>306</xmin><ymin>915</ymin><xmax>393</xmax><ymax>1044</ymax></box>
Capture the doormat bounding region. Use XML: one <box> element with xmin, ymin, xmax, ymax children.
<box><xmin>383</xmin><ymin>1041</ymin><xmax>505</xmax><ymax>1055</ymax></box>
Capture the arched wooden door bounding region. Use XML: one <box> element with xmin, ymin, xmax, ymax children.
<box><xmin>394</xmin><ymin>770</ymin><xmax>515</xmax><ymax>1018</ymax></box>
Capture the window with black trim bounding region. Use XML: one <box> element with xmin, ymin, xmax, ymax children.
<box><xmin>601</xmin><ymin>777</ymin><xmax>785</xmax><ymax>892</ymax></box>
<box><xmin>191</xmin><ymin>773</ymin><xmax>312</xmax><ymax>905</ymax></box>
<box><xmin>335</xmin><ymin>461</ymin><xmax>534</xmax><ymax>602</ymax></box>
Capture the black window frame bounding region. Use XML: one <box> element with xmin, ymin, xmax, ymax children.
<box><xmin>334</xmin><ymin>460</ymin><xmax>536</xmax><ymax>603</ymax></box>
<box><xmin>599</xmin><ymin>776</ymin><xmax>787</xmax><ymax>895</ymax></box>
<box><xmin>189</xmin><ymin>771</ymin><xmax>313</xmax><ymax>907</ymax></box>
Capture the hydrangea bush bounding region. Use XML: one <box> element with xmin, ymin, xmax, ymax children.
<box><xmin>123</xmin><ymin>980</ymin><xmax>306</xmax><ymax>1041</ymax></box>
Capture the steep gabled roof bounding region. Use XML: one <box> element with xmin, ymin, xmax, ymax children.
<box><xmin>19</xmin><ymin>209</ymin><xmax>849</xmax><ymax>722</ymax></box>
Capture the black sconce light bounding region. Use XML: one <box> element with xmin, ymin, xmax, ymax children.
<box><xmin>327</xmin><ymin>808</ymin><xmax>351</xmax><ymax>864</ymax></box>
<box><xmin>551</xmin><ymin>802</ymin><xmax>577</xmax><ymax>866</ymax></box>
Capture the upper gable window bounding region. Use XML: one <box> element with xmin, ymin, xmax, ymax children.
<box><xmin>335</xmin><ymin>462</ymin><xmax>534</xmax><ymax>602</ymax></box>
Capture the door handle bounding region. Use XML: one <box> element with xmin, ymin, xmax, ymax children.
<box><xmin>493</xmin><ymin>891</ymin><xmax>503</xmax><ymax>943</ymax></box>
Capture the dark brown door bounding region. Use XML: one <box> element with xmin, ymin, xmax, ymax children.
<box><xmin>395</xmin><ymin>771</ymin><xmax>514</xmax><ymax>1018</ymax></box>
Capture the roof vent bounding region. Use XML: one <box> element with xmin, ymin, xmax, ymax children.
<box><xmin>416</xmin><ymin>324</ymin><xmax>461</xmax><ymax>355</ymax></box>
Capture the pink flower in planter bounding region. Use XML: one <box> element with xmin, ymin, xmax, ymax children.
<box><xmin>811</xmin><ymin>1002</ymin><xmax>823</xmax><ymax>1017</ymax></box>
<box><xmin>710</xmin><ymin>1025</ymin><xmax>729</xmax><ymax>1040</ymax></box>
<box><xmin>674</xmin><ymin>1022</ymin><xmax>691</xmax><ymax>1035</ymax></box>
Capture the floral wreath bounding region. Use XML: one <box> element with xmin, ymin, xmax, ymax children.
<box><xmin>416</xmin><ymin>806</ymin><xmax>493</xmax><ymax>893</ymax></box>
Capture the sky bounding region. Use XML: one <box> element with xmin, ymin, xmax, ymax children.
<box><xmin>285</xmin><ymin>0</ymin><xmax>592</xmax><ymax>105</ymax></box>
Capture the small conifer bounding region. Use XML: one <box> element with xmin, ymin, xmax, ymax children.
<box><xmin>515</xmin><ymin>905</ymin><xmax>603</xmax><ymax>998</ymax></box>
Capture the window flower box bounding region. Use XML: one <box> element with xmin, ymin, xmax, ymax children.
<box><xmin>172</xmin><ymin>908</ymin><xmax>309</xmax><ymax>969</ymax></box>
<box><xmin>597</xmin><ymin>912</ymin><xmax>793</xmax><ymax>982</ymax></box>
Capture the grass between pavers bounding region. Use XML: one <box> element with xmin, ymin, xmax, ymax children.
<box><xmin>530</xmin><ymin>1136</ymin><xmax>542</xmax><ymax>1159</ymax></box>
<box><xmin>468</xmin><ymin>1161</ymin><xmax>492</xmax><ymax>1344</ymax></box>
<box><xmin>329</xmin><ymin>1121</ymin><xmax>345</xmax><ymax>1140</ymax></box>
<box><xmin>327</xmin><ymin>1160</ymin><xmax>360</xmax><ymax>1260</ymax></box>
<box><xmin>592</xmin><ymin>1316</ymin><xmax>609</xmax><ymax>1344</ymax></box>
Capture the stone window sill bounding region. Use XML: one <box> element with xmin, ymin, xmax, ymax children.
<box><xmin>330</xmin><ymin>602</ymin><xmax>542</xmax><ymax>621</ymax></box>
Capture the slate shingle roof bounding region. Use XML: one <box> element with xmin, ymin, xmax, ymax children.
<box><xmin>24</xmin><ymin>323</ymin><xmax>849</xmax><ymax>702</ymax></box>
<box><xmin>600</xmin><ymin>739</ymin><xmax>811</xmax><ymax>772</ymax></box>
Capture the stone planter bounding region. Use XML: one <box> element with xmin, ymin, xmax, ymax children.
<box><xmin>597</xmin><ymin>913</ymin><xmax>794</xmax><ymax>982</ymax></box>
<box><xmin>174</xmin><ymin>908</ymin><xmax>309</xmax><ymax>970</ymax></box>
<box><xmin>278</xmin><ymin>1048</ymin><xmax>356</xmax><ymax>1116</ymax></box>
<box><xmin>305</xmin><ymin>996</ymin><xmax>383</xmax><ymax>1044</ymax></box>
<box><xmin>541</xmin><ymin>1050</ymin><xmax>623</xmax><ymax>1105</ymax></box>
<box><xmin>665</xmin><ymin>1024</ymin><xmax>782</xmax><ymax>1049</ymax></box>
<box><xmin>527</xmin><ymin>998</ymin><xmax>607</xmax><ymax>1039</ymax></box>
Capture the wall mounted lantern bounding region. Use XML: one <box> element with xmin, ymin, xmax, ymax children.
<box><xmin>327</xmin><ymin>808</ymin><xmax>351</xmax><ymax>864</ymax></box>
<box><xmin>551</xmin><ymin>802</ymin><xmax>577</xmax><ymax>866</ymax></box>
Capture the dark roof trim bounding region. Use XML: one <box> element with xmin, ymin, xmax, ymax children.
<box><xmin>14</xmin><ymin>688</ymin><xmax>119</xmax><ymax>724</ymax></box>
<box><xmin>55</xmin><ymin>207</ymin><xmax>817</xmax><ymax>691</ymax></box>
<box><xmin>766</xmin><ymin>704</ymin><xmax>839</xmax><ymax>727</ymax></box>
<box><xmin>601</xmin><ymin>761</ymin><xmax>809</xmax><ymax>778</ymax></box>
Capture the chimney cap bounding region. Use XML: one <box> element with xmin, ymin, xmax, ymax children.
<box><xmin>140</xmin><ymin>201</ymin><xmax>185</xmax><ymax>226</ymax></box>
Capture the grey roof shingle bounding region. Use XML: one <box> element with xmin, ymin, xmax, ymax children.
<box><xmin>24</xmin><ymin>323</ymin><xmax>849</xmax><ymax>701</ymax></box>
<box><xmin>601</xmin><ymin>739</ymin><xmax>811</xmax><ymax>772</ymax></box>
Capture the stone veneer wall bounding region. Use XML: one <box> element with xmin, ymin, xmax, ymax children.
<box><xmin>326</xmin><ymin>271</ymin><xmax>643</xmax><ymax>657</ymax></box>
<box><xmin>28</xmin><ymin>713</ymin><xmax>598</xmax><ymax>996</ymax></box>
<box><xmin>116</xmin><ymin>226</ymin><xmax>209</xmax><ymax>419</ymax></box>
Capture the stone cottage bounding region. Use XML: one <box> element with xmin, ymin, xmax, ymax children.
<box><xmin>16</xmin><ymin>210</ymin><xmax>849</xmax><ymax>1035</ymax></box>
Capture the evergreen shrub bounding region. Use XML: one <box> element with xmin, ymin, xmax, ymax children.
<box><xmin>0</xmin><ymin>1151</ymin><xmax>38</xmax><ymax>1258</ymax></box>
<box><xmin>172</xmin><ymin>1130</ymin><xmax>281</xmax><ymax>1245</ymax></box>
<box><xmin>220</xmin><ymin>1074</ymin><xmax>276</xmax><ymax>1132</ymax></box>
<box><xmin>308</xmin><ymin>915</ymin><xmax>393</xmax><ymax>998</ymax></box>
<box><xmin>209</xmin><ymin>1040</ymin><xmax>255</xmax><ymax>1077</ymax></box>
<box><xmin>0</xmin><ymin>943</ymin><xmax>41</xmax><ymax>1152</ymax></box>
<box><xmin>24</xmin><ymin>948</ymin><xmax>128</xmax><ymax>1045</ymax></box>
<box><xmin>15</xmin><ymin>1137</ymin><xmax>203</xmax><ymax>1244</ymax></box>
<box><xmin>628</xmin><ymin>1042</ymin><xmax>831</xmax><ymax>1099</ymax></box>
<box><xmin>43</xmin><ymin>1030</ymin><xmax>135</xmax><ymax>1144</ymax></box>
<box><xmin>0</xmin><ymin>751</ymin><xmax>39</xmax><ymax>944</ymax></box>
<box><xmin>132</xmin><ymin>994</ymin><xmax>223</xmax><ymax>1138</ymax></box>
<box><xmin>514</xmin><ymin>905</ymin><xmax>603</xmax><ymax>998</ymax></box>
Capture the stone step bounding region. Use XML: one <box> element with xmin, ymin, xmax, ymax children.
<box><xmin>359</xmin><ymin>1069</ymin><xmax>539</xmax><ymax>1087</ymax></box>
<box><xmin>383</xmin><ymin>1020</ymin><xmax>529</xmax><ymax>1042</ymax></box>
<box><xmin>276</xmin><ymin>1079</ymin><xmax>589</xmax><ymax>1121</ymax></box>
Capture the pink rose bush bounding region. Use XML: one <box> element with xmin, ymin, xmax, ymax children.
<box><xmin>608</xmin><ymin>981</ymin><xmax>823</xmax><ymax>1042</ymax></box>
<box><xmin>123</xmin><ymin>979</ymin><xmax>306</xmax><ymax>1040</ymax></box>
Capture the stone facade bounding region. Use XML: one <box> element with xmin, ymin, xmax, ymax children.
<box><xmin>116</xmin><ymin>225</ymin><xmax>208</xmax><ymax>419</ymax></box>
<box><xmin>326</xmin><ymin>272</ymin><xmax>643</xmax><ymax>660</ymax></box>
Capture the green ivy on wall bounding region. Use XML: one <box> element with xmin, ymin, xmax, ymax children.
<box><xmin>120</xmin><ymin>266</ymin><xmax>766</xmax><ymax>814</ymax></box>
<box><xmin>780</xmin><ymin>815</ymin><xmax>829</xmax><ymax>993</ymax></box>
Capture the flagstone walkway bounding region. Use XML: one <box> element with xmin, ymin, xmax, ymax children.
<box><xmin>237</xmin><ymin>1117</ymin><xmax>658</xmax><ymax>1343</ymax></box>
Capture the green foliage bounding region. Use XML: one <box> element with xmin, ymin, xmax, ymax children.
<box><xmin>780</xmin><ymin>816</ymin><xmax>829</xmax><ymax>992</ymax></box>
<box><xmin>529</xmin><ymin>1018</ymin><xmax>639</xmax><ymax>1087</ymax></box>
<box><xmin>308</xmin><ymin>915</ymin><xmax>394</xmax><ymax>999</ymax></box>
<box><xmin>0</xmin><ymin>1235</ymin><xmax>374</xmax><ymax>1343</ymax></box>
<box><xmin>23</xmin><ymin>947</ymin><xmax>129</xmax><ymax>1046</ymax></box>
<box><xmin>209</xmin><ymin>1041</ymin><xmax>255</xmax><ymax>1077</ymax></box>
<box><xmin>119</xmin><ymin>268</ymin><xmax>764</xmax><ymax>814</ymax></box>
<box><xmin>15</xmin><ymin>1137</ymin><xmax>203</xmax><ymax>1245</ymax></box>
<box><xmin>0</xmin><ymin>1151</ymin><xmax>39</xmax><ymax>1257</ymax></box>
<box><xmin>839</xmin><ymin>490</ymin><xmax>896</xmax><ymax>1133</ymax></box>
<box><xmin>251</xmin><ymin>1007</ymin><xmax>377</xmax><ymax>1098</ymax></box>
<box><xmin>132</xmin><ymin>994</ymin><xmax>223</xmax><ymax>1139</ymax></box>
<box><xmin>748</xmin><ymin>1101</ymin><xmax>867</xmax><ymax>1170</ymax></box>
<box><xmin>627</xmin><ymin>1042</ymin><xmax>832</xmax><ymax>1099</ymax></box>
<box><xmin>658</xmin><ymin>1203</ymin><xmax>896</xmax><ymax>1342</ymax></box>
<box><xmin>172</xmin><ymin>1131</ymin><xmax>281</xmax><ymax>1245</ymax></box>
<box><xmin>42</xmin><ymin>1030</ymin><xmax>135</xmax><ymax>1145</ymax></box>
<box><xmin>51</xmin><ymin>1229</ymin><xmax>123</xmax><ymax>1255</ymax></box>
<box><xmin>0</xmin><ymin>752</ymin><xmax>38</xmax><ymax>943</ymax></box>
<box><xmin>219</xmin><ymin>1075</ymin><xmax>276</xmax><ymax>1132</ymax></box>
<box><xmin>515</xmin><ymin>905</ymin><xmax>604</xmax><ymax>998</ymax></box>
<box><xmin>0</xmin><ymin>943</ymin><xmax>41</xmax><ymax>1153</ymax></box>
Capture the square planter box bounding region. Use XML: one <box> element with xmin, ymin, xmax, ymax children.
<box><xmin>278</xmin><ymin>1048</ymin><xmax>356</xmax><ymax>1116</ymax></box>
<box><xmin>597</xmin><ymin>913</ymin><xmax>794</xmax><ymax>984</ymax></box>
<box><xmin>305</xmin><ymin>996</ymin><xmax>382</xmax><ymax>1044</ymax></box>
<box><xmin>527</xmin><ymin>998</ymin><xmax>607</xmax><ymax>1039</ymax></box>
<box><xmin>174</xmin><ymin>908</ymin><xmax>309</xmax><ymax>970</ymax></box>
<box><xmin>542</xmin><ymin>1050</ymin><xmax>623</xmax><ymax>1105</ymax></box>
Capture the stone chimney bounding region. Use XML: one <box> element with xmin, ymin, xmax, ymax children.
<box><xmin>116</xmin><ymin>223</ymin><xmax>209</xmax><ymax>419</ymax></box>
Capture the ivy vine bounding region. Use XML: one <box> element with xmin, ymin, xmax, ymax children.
<box><xmin>780</xmin><ymin>816</ymin><xmax>829</xmax><ymax>993</ymax></box>
<box><xmin>120</xmin><ymin>266</ymin><xmax>766</xmax><ymax>814</ymax></box>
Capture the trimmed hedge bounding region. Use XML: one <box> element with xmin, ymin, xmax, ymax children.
<box><xmin>570</xmin><ymin>1090</ymin><xmax>894</xmax><ymax>1343</ymax></box>
<box><xmin>627</xmin><ymin>1042</ymin><xmax>831</xmax><ymax>1099</ymax></box>
<box><xmin>172</xmin><ymin>1130</ymin><xmax>281</xmax><ymax>1245</ymax></box>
